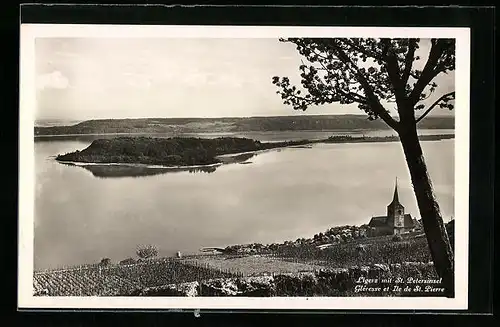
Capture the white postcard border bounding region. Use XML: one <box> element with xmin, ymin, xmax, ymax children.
<box><xmin>18</xmin><ymin>24</ymin><xmax>470</xmax><ymax>310</ymax></box>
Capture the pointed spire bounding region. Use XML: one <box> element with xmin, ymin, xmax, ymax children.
<box><xmin>392</xmin><ymin>177</ymin><xmax>400</xmax><ymax>203</ymax></box>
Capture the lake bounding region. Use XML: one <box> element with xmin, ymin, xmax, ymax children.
<box><xmin>34</xmin><ymin>128</ymin><xmax>455</xmax><ymax>143</ymax></box>
<box><xmin>34</xmin><ymin>130</ymin><xmax>455</xmax><ymax>270</ymax></box>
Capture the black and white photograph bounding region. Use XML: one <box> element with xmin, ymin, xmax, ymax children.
<box><xmin>18</xmin><ymin>25</ymin><xmax>470</xmax><ymax>310</ymax></box>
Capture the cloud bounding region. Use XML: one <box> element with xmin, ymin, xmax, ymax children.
<box><xmin>37</xmin><ymin>71</ymin><xmax>69</xmax><ymax>90</ymax></box>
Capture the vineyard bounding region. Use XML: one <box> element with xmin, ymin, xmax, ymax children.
<box><xmin>33</xmin><ymin>234</ymin><xmax>437</xmax><ymax>296</ymax></box>
<box><xmin>263</xmin><ymin>234</ymin><xmax>432</xmax><ymax>268</ymax></box>
<box><xmin>33</xmin><ymin>258</ymin><xmax>241</xmax><ymax>296</ymax></box>
<box><xmin>186</xmin><ymin>254</ymin><xmax>325</xmax><ymax>277</ymax></box>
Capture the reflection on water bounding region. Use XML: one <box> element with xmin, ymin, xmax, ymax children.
<box><xmin>57</xmin><ymin>152</ymin><xmax>257</xmax><ymax>178</ymax></box>
<box><xmin>217</xmin><ymin>152</ymin><xmax>256</xmax><ymax>164</ymax></box>
<box><xmin>60</xmin><ymin>162</ymin><xmax>219</xmax><ymax>178</ymax></box>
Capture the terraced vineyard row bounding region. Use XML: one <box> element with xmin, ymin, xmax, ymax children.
<box><xmin>34</xmin><ymin>258</ymin><xmax>240</xmax><ymax>296</ymax></box>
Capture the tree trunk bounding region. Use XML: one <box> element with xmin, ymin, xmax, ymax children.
<box><xmin>398</xmin><ymin>127</ymin><xmax>455</xmax><ymax>298</ymax></box>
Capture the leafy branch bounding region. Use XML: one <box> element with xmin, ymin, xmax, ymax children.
<box><xmin>416</xmin><ymin>91</ymin><xmax>455</xmax><ymax>124</ymax></box>
<box><xmin>272</xmin><ymin>38</ymin><xmax>455</xmax><ymax>128</ymax></box>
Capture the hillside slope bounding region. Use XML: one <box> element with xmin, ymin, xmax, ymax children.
<box><xmin>35</xmin><ymin>115</ymin><xmax>454</xmax><ymax>136</ymax></box>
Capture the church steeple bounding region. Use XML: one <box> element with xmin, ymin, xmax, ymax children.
<box><xmin>387</xmin><ymin>177</ymin><xmax>403</xmax><ymax>218</ymax></box>
<box><xmin>392</xmin><ymin>177</ymin><xmax>400</xmax><ymax>204</ymax></box>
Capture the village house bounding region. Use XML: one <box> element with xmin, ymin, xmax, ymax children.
<box><xmin>368</xmin><ymin>179</ymin><xmax>418</xmax><ymax>236</ymax></box>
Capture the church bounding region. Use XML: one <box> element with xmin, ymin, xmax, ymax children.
<box><xmin>368</xmin><ymin>179</ymin><xmax>417</xmax><ymax>236</ymax></box>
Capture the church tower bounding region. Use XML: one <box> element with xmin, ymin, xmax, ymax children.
<box><xmin>387</xmin><ymin>177</ymin><xmax>405</xmax><ymax>234</ymax></box>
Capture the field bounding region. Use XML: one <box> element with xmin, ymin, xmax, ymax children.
<box><xmin>181</xmin><ymin>254</ymin><xmax>325</xmax><ymax>277</ymax></box>
<box><xmin>187</xmin><ymin>234</ymin><xmax>433</xmax><ymax>275</ymax></box>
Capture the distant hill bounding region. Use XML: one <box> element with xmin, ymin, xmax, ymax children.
<box><xmin>34</xmin><ymin>115</ymin><xmax>454</xmax><ymax>136</ymax></box>
<box><xmin>35</xmin><ymin>119</ymin><xmax>84</xmax><ymax>127</ymax></box>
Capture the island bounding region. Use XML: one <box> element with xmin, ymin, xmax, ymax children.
<box><xmin>55</xmin><ymin>134</ymin><xmax>455</xmax><ymax>168</ymax></box>
<box><xmin>55</xmin><ymin>136</ymin><xmax>312</xmax><ymax>167</ymax></box>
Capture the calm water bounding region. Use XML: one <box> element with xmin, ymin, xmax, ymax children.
<box><xmin>34</xmin><ymin>131</ymin><xmax>455</xmax><ymax>270</ymax></box>
<box><xmin>35</xmin><ymin>128</ymin><xmax>455</xmax><ymax>143</ymax></box>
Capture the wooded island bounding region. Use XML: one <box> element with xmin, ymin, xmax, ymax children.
<box><xmin>56</xmin><ymin>134</ymin><xmax>454</xmax><ymax>167</ymax></box>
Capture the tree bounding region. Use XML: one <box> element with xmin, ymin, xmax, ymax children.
<box><xmin>392</xmin><ymin>234</ymin><xmax>403</xmax><ymax>242</ymax></box>
<box><xmin>100</xmin><ymin>258</ymin><xmax>111</xmax><ymax>266</ymax></box>
<box><xmin>272</xmin><ymin>38</ymin><xmax>455</xmax><ymax>297</ymax></box>
<box><xmin>136</xmin><ymin>244</ymin><xmax>158</xmax><ymax>259</ymax></box>
<box><xmin>119</xmin><ymin>257</ymin><xmax>137</xmax><ymax>265</ymax></box>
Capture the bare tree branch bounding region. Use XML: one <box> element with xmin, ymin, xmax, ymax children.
<box><xmin>416</xmin><ymin>91</ymin><xmax>455</xmax><ymax>124</ymax></box>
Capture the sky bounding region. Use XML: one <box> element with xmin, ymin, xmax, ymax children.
<box><xmin>35</xmin><ymin>38</ymin><xmax>455</xmax><ymax>120</ymax></box>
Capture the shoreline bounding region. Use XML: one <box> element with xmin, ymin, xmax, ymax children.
<box><xmin>56</xmin><ymin>146</ymin><xmax>294</xmax><ymax>172</ymax></box>
<box><xmin>59</xmin><ymin>160</ymin><xmax>225</xmax><ymax>170</ymax></box>
<box><xmin>34</xmin><ymin>129</ymin><xmax>455</xmax><ymax>139</ymax></box>
<box><xmin>34</xmin><ymin>129</ymin><xmax>375</xmax><ymax>137</ymax></box>
<box><xmin>53</xmin><ymin>133</ymin><xmax>454</xmax><ymax>169</ymax></box>
<box><xmin>33</xmin><ymin>215</ymin><xmax>454</xmax><ymax>274</ymax></box>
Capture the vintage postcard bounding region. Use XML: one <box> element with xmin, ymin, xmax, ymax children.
<box><xmin>18</xmin><ymin>24</ymin><xmax>470</xmax><ymax>310</ymax></box>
